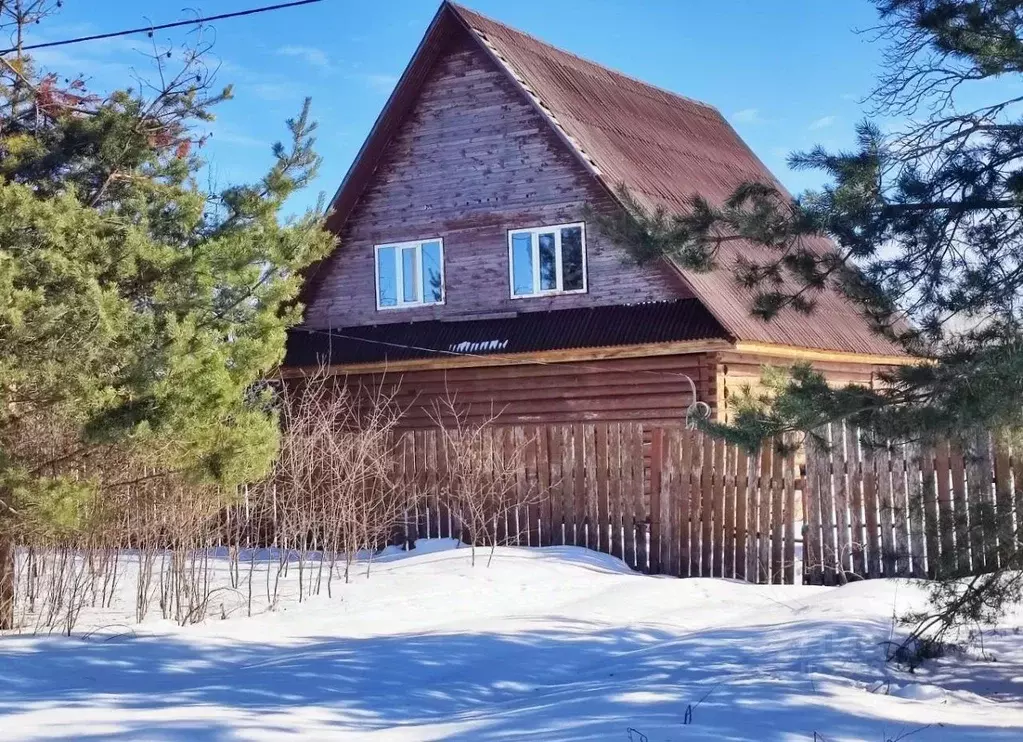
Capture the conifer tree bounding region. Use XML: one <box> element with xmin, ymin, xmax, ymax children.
<box><xmin>0</xmin><ymin>3</ymin><xmax>334</xmax><ymax>627</ymax></box>
<box><xmin>596</xmin><ymin>0</ymin><xmax>1023</xmax><ymax>646</ymax></box>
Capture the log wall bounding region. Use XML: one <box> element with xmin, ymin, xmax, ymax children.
<box><xmin>340</xmin><ymin>352</ymin><xmax>718</xmax><ymax>428</ymax></box>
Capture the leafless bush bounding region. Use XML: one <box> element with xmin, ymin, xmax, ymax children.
<box><xmin>267</xmin><ymin>367</ymin><xmax>415</xmax><ymax>591</ymax></box>
<box><xmin>432</xmin><ymin>397</ymin><xmax>546</xmax><ymax>567</ymax></box>
<box><xmin>2</xmin><ymin>368</ymin><xmax>558</xmax><ymax>633</ymax></box>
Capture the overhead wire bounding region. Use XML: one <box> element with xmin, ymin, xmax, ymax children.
<box><xmin>0</xmin><ymin>0</ymin><xmax>323</xmax><ymax>55</ymax></box>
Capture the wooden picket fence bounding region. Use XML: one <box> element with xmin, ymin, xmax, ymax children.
<box><xmin>803</xmin><ymin>421</ymin><xmax>1022</xmax><ymax>585</ymax></box>
<box><xmin>396</xmin><ymin>423</ymin><xmax>801</xmax><ymax>584</ymax></box>
<box><xmin>396</xmin><ymin>420</ymin><xmax>1022</xmax><ymax>585</ymax></box>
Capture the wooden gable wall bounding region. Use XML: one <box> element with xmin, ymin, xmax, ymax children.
<box><xmin>303</xmin><ymin>34</ymin><xmax>688</xmax><ymax>330</ymax></box>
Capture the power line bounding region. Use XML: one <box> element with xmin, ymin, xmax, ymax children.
<box><xmin>0</xmin><ymin>0</ymin><xmax>323</xmax><ymax>55</ymax></box>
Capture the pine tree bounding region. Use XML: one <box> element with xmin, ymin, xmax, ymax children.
<box><xmin>0</xmin><ymin>4</ymin><xmax>334</xmax><ymax>627</ymax></box>
<box><xmin>596</xmin><ymin>0</ymin><xmax>1023</xmax><ymax>648</ymax></box>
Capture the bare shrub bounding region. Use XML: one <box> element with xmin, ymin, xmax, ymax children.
<box><xmin>432</xmin><ymin>397</ymin><xmax>547</xmax><ymax>566</ymax></box>
<box><xmin>249</xmin><ymin>367</ymin><xmax>415</xmax><ymax>601</ymax></box>
<box><xmin>3</xmin><ymin>367</ymin><xmax>561</xmax><ymax>633</ymax></box>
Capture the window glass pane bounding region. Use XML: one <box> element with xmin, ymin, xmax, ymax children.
<box><xmin>538</xmin><ymin>232</ymin><xmax>557</xmax><ymax>291</ymax></box>
<box><xmin>401</xmin><ymin>246</ymin><xmax>418</xmax><ymax>303</ymax></box>
<box><xmin>561</xmin><ymin>226</ymin><xmax>584</xmax><ymax>291</ymax></box>
<box><xmin>377</xmin><ymin>246</ymin><xmax>397</xmax><ymax>307</ymax></box>
<box><xmin>421</xmin><ymin>241</ymin><xmax>443</xmax><ymax>304</ymax></box>
<box><xmin>511</xmin><ymin>233</ymin><xmax>534</xmax><ymax>295</ymax></box>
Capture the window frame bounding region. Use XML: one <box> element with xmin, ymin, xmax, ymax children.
<box><xmin>506</xmin><ymin>222</ymin><xmax>588</xmax><ymax>299</ymax></box>
<box><xmin>373</xmin><ymin>237</ymin><xmax>446</xmax><ymax>311</ymax></box>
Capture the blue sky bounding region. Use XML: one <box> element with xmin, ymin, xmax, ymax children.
<box><xmin>24</xmin><ymin>0</ymin><xmax>888</xmax><ymax>214</ymax></box>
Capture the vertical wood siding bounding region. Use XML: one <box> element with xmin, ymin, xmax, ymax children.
<box><xmin>303</xmin><ymin>36</ymin><xmax>686</xmax><ymax>329</ymax></box>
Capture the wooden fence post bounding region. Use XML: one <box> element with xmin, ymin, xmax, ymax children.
<box><xmin>680</xmin><ymin>429</ymin><xmax>697</xmax><ymax>578</ymax></box>
<box><xmin>735</xmin><ymin>446</ymin><xmax>750</xmax><ymax>582</ymax></box>
<box><xmin>783</xmin><ymin>444</ymin><xmax>796</xmax><ymax>584</ymax></box>
<box><xmin>906</xmin><ymin>443</ymin><xmax>927</xmax><ymax>578</ymax></box>
<box><xmin>649</xmin><ymin>428</ymin><xmax>663</xmax><ymax>575</ymax></box>
<box><xmin>595</xmin><ymin>424</ymin><xmax>610</xmax><ymax>555</ymax></box>
<box><xmin>803</xmin><ymin>441</ymin><xmax>823</xmax><ymax>585</ymax></box>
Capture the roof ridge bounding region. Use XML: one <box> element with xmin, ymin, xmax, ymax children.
<box><xmin>445</xmin><ymin>1</ymin><xmax>721</xmax><ymax>116</ymax></box>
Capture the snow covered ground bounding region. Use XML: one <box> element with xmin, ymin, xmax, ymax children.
<box><xmin>3</xmin><ymin>541</ymin><xmax>1023</xmax><ymax>741</ymax></box>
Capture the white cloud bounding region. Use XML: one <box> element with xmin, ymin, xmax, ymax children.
<box><xmin>731</xmin><ymin>108</ymin><xmax>762</xmax><ymax>124</ymax></box>
<box><xmin>361</xmin><ymin>73</ymin><xmax>398</xmax><ymax>93</ymax></box>
<box><xmin>208</xmin><ymin>127</ymin><xmax>266</xmax><ymax>148</ymax></box>
<box><xmin>809</xmin><ymin>115</ymin><xmax>837</xmax><ymax>130</ymax></box>
<box><xmin>248</xmin><ymin>81</ymin><xmax>299</xmax><ymax>102</ymax></box>
<box><xmin>277</xmin><ymin>45</ymin><xmax>333</xmax><ymax>71</ymax></box>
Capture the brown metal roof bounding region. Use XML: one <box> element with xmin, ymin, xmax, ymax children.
<box><xmin>447</xmin><ymin>3</ymin><xmax>903</xmax><ymax>357</ymax></box>
<box><xmin>284</xmin><ymin>299</ymin><xmax>729</xmax><ymax>367</ymax></box>
<box><xmin>305</xmin><ymin>2</ymin><xmax>903</xmax><ymax>358</ymax></box>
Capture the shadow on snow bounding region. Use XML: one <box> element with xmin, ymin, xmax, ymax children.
<box><xmin>2</xmin><ymin>614</ymin><xmax>1022</xmax><ymax>741</ymax></box>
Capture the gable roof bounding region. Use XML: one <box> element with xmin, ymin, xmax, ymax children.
<box><xmin>308</xmin><ymin>1</ymin><xmax>902</xmax><ymax>357</ymax></box>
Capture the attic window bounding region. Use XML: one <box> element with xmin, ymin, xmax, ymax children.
<box><xmin>375</xmin><ymin>239</ymin><xmax>445</xmax><ymax>310</ymax></box>
<box><xmin>508</xmin><ymin>223</ymin><xmax>587</xmax><ymax>298</ymax></box>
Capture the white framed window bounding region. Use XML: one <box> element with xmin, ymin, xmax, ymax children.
<box><xmin>508</xmin><ymin>222</ymin><xmax>587</xmax><ymax>298</ymax></box>
<box><xmin>374</xmin><ymin>238</ymin><xmax>445</xmax><ymax>310</ymax></box>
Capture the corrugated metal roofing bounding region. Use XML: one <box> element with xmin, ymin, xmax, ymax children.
<box><xmin>284</xmin><ymin>299</ymin><xmax>729</xmax><ymax>367</ymax></box>
<box><xmin>305</xmin><ymin>2</ymin><xmax>904</xmax><ymax>358</ymax></box>
<box><xmin>447</xmin><ymin>3</ymin><xmax>903</xmax><ymax>357</ymax></box>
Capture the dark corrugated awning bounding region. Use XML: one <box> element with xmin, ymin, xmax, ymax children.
<box><xmin>284</xmin><ymin>299</ymin><xmax>730</xmax><ymax>367</ymax></box>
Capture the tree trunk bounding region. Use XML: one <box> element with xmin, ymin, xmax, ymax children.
<box><xmin>0</xmin><ymin>530</ymin><xmax>13</xmax><ymax>630</ymax></box>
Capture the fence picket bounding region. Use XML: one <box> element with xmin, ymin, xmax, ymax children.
<box><xmin>769</xmin><ymin>439</ymin><xmax>784</xmax><ymax>584</ymax></box>
<box><xmin>649</xmin><ymin>428</ymin><xmax>664</xmax><ymax>575</ymax></box>
<box><xmin>627</xmin><ymin>423</ymin><xmax>644</xmax><ymax>570</ymax></box>
<box><xmin>803</xmin><ymin>440</ymin><xmax>823</xmax><ymax>584</ymax></box>
<box><xmin>905</xmin><ymin>444</ymin><xmax>927</xmax><ymax>577</ymax></box>
<box><xmin>891</xmin><ymin>444</ymin><xmax>910</xmax><ymax>576</ymax></box>
<box><xmin>377</xmin><ymin>422</ymin><xmax>1005</xmax><ymax>588</ymax></box>
<box><xmin>832</xmin><ymin>424</ymin><xmax>852</xmax><ymax>577</ymax></box>
<box><xmin>847</xmin><ymin>429</ymin><xmax>866</xmax><ymax>577</ymax></box>
<box><xmin>667</xmin><ymin>429</ymin><xmax>682</xmax><ymax>576</ymax></box>
<box><xmin>583</xmin><ymin>425</ymin><xmax>598</xmax><ymax>551</ymax></box>
<box><xmin>967</xmin><ymin>432</ymin><xmax>993</xmax><ymax>571</ymax></box>
<box><xmin>735</xmin><ymin>446</ymin><xmax>750</xmax><ymax>582</ymax></box>
<box><xmin>609</xmin><ymin>424</ymin><xmax>624</xmax><ymax>562</ymax></box>
<box><xmin>994</xmin><ymin>439</ymin><xmax>1014</xmax><ymax>569</ymax></box>
<box><xmin>756</xmin><ymin>443</ymin><xmax>773</xmax><ymax>583</ymax></box>
<box><xmin>723</xmin><ymin>442</ymin><xmax>737</xmax><ymax>579</ymax></box>
<box><xmin>1011</xmin><ymin>442</ymin><xmax>1023</xmax><ymax>563</ymax></box>
<box><xmin>573</xmin><ymin>423</ymin><xmax>587</xmax><ymax>547</ymax></box>
<box><xmin>681</xmin><ymin>429</ymin><xmax>698</xmax><ymax>578</ymax></box>
<box><xmin>934</xmin><ymin>440</ymin><xmax>954</xmax><ymax>575</ymax></box>
<box><xmin>920</xmin><ymin>444</ymin><xmax>940</xmax><ymax>578</ymax></box>
<box><xmin>783</xmin><ymin>445</ymin><xmax>796</xmax><ymax>585</ymax></box>
<box><xmin>712</xmin><ymin>436</ymin><xmax>726</xmax><ymax>578</ymax></box>
<box><xmin>697</xmin><ymin>434</ymin><xmax>712</xmax><ymax>576</ymax></box>
<box><xmin>949</xmin><ymin>442</ymin><xmax>970</xmax><ymax>573</ymax></box>
<box><xmin>874</xmin><ymin>444</ymin><xmax>896</xmax><ymax>575</ymax></box>
<box><xmin>595</xmin><ymin>424</ymin><xmax>610</xmax><ymax>555</ymax></box>
<box><xmin>820</xmin><ymin>429</ymin><xmax>840</xmax><ymax>585</ymax></box>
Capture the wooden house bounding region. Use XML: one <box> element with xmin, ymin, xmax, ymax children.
<box><xmin>283</xmin><ymin>2</ymin><xmax>908</xmax><ymax>427</ymax></box>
